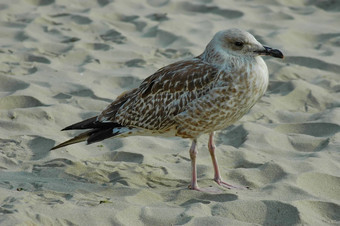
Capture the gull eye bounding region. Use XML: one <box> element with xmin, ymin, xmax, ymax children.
<box><xmin>234</xmin><ymin>41</ymin><xmax>244</xmax><ymax>47</ymax></box>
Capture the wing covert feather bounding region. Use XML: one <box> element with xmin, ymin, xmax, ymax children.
<box><xmin>99</xmin><ymin>59</ymin><xmax>221</xmax><ymax>130</ymax></box>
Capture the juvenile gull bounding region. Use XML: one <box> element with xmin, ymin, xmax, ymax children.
<box><xmin>51</xmin><ymin>28</ymin><xmax>283</xmax><ymax>191</ymax></box>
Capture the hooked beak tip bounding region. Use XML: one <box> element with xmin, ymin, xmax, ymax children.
<box><xmin>257</xmin><ymin>46</ymin><xmax>284</xmax><ymax>59</ymax></box>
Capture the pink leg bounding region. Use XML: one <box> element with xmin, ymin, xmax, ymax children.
<box><xmin>188</xmin><ymin>139</ymin><xmax>200</xmax><ymax>191</ymax></box>
<box><xmin>208</xmin><ymin>132</ymin><xmax>248</xmax><ymax>189</ymax></box>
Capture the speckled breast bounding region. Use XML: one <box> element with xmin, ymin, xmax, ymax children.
<box><xmin>175</xmin><ymin>57</ymin><xmax>269</xmax><ymax>138</ymax></box>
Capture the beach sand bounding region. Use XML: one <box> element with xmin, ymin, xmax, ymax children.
<box><xmin>0</xmin><ymin>0</ymin><xmax>339</xmax><ymax>225</ymax></box>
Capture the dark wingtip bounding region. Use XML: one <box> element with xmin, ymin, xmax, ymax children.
<box><xmin>61</xmin><ymin>126</ymin><xmax>72</xmax><ymax>131</ymax></box>
<box><xmin>50</xmin><ymin>130</ymin><xmax>92</xmax><ymax>151</ymax></box>
<box><xmin>60</xmin><ymin>116</ymin><xmax>99</xmax><ymax>131</ymax></box>
<box><xmin>50</xmin><ymin>144</ymin><xmax>62</xmax><ymax>151</ymax></box>
<box><xmin>50</xmin><ymin>141</ymin><xmax>70</xmax><ymax>151</ymax></box>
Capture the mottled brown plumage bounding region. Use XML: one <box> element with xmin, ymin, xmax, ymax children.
<box><xmin>52</xmin><ymin>28</ymin><xmax>283</xmax><ymax>192</ymax></box>
<box><xmin>99</xmin><ymin>59</ymin><xmax>219</xmax><ymax>134</ymax></box>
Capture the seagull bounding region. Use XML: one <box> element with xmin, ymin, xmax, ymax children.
<box><xmin>51</xmin><ymin>28</ymin><xmax>284</xmax><ymax>192</ymax></box>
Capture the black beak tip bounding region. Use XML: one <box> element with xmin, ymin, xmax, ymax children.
<box><xmin>271</xmin><ymin>49</ymin><xmax>284</xmax><ymax>59</ymax></box>
<box><xmin>262</xmin><ymin>46</ymin><xmax>284</xmax><ymax>59</ymax></box>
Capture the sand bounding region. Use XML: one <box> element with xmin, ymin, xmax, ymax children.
<box><xmin>0</xmin><ymin>0</ymin><xmax>339</xmax><ymax>225</ymax></box>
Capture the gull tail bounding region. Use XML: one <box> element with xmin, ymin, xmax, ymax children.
<box><xmin>51</xmin><ymin>116</ymin><xmax>127</xmax><ymax>150</ymax></box>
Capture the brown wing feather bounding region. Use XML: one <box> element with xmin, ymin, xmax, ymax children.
<box><xmin>98</xmin><ymin>88</ymin><xmax>138</xmax><ymax>122</ymax></box>
<box><xmin>98</xmin><ymin>58</ymin><xmax>220</xmax><ymax>131</ymax></box>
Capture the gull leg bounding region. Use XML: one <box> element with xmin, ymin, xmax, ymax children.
<box><xmin>187</xmin><ymin>138</ymin><xmax>223</xmax><ymax>193</ymax></box>
<box><xmin>188</xmin><ymin>139</ymin><xmax>200</xmax><ymax>191</ymax></box>
<box><xmin>208</xmin><ymin>132</ymin><xmax>248</xmax><ymax>189</ymax></box>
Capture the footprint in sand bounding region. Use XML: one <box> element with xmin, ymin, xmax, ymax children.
<box><xmin>0</xmin><ymin>4</ymin><xmax>7</xmax><ymax>10</ymax></box>
<box><xmin>287</xmin><ymin>134</ymin><xmax>330</xmax><ymax>152</ymax></box>
<box><xmin>146</xmin><ymin>13</ymin><xmax>168</xmax><ymax>22</ymax></box>
<box><xmin>0</xmin><ymin>95</ymin><xmax>46</xmax><ymax>110</ymax></box>
<box><xmin>121</xmin><ymin>15</ymin><xmax>147</xmax><ymax>32</ymax></box>
<box><xmin>155</xmin><ymin>48</ymin><xmax>193</xmax><ymax>59</ymax></box>
<box><xmin>100</xmin><ymin>29</ymin><xmax>127</xmax><ymax>44</ymax></box>
<box><xmin>143</xmin><ymin>25</ymin><xmax>193</xmax><ymax>47</ymax></box>
<box><xmin>274</xmin><ymin>122</ymin><xmax>339</xmax><ymax>152</ymax></box>
<box><xmin>179</xmin><ymin>2</ymin><xmax>244</xmax><ymax>19</ymax></box>
<box><xmin>100</xmin><ymin>76</ymin><xmax>141</xmax><ymax>90</ymax></box>
<box><xmin>297</xmin><ymin>172</ymin><xmax>340</xmax><ymax>200</ymax></box>
<box><xmin>108</xmin><ymin>151</ymin><xmax>144</xmax><ymax>164</ymax></box>
<box><xmin>143</xmin><ymin>27</ymin><xmax>179</xmax><ymax>46</ymax></box>
<box><xmin>230</xmin><ymin>162</ymin><xmax>287</xmax><ymax>188</ymax></box>
<box><xmin>124</xmin><ymin>59</ymin><xmax>146</xmax><ymax>68</ymax></box>
<box><xmin>46</xmin><ymin>13</ymin><xmax>93</xmax><ymax>25</ymax></box>
<box><xmin>84</xmin><ymin>43</ymin><xmax>111</xmax><ymax>51</ymax></box>
<box><xmin>146</xmin><ymin>0</ymin><xmax>169</xmax><ymax>7</ymax></box>
<box><xmin>211</xmin><ymin>200</ymin><xmax>300</xmax><ymax>225</ymax></box>
<box><xmin>36</xmin><ymin>158</ymin><xmax>74</xmax><ymax>168</ymax></box>
<box><xmin>295</xmin><ymin>200</ymin><xmax>340</xmax><ymax>224</ymax></box>
<box><xmin>0</xmin><ymin>75</ymin><xmax>29</xmax><ymax>93</ymax></box>
<box><xmin>306</xmin><ymin>0</ymin><xmax>340</xmax><ymax>11</ymax></box>
<box><xmin>180</xmin><ymin>193</ymin><xmax>237</xmax><ymax>206</ymax></box>
<box><xmin>274</xmin><ymin>122</ymin><xmax>340</xmax><ymax>137</ymax></box>
<box><xmin>268</xmin><ymin>80</ymin><xmax>295</xmax><ymax>95</ymax></box>
<box><xmin>97</xmin><ymin>0</ymin><xmax>113</xmax><ymax>7</ymax></box>
<box><xmin>68</xmin><ymin>86</ymin><xmax>112</xmax><ymax>102</ymax></box>
<box><xmin>70</xmin><ymin>15</ymin><xmax>92</xmax><ymax>25</ymax></box>
<box><xmin>316</xmin><ymin>32</ymin><xmax>340</xmax><ymax>50</ymax></box>
<box><xmin>27</xmin><ymin>136</ymin><xmax>55</xmax><ymax>160</ymax></box>
<box><xmin>25</xmin><ymin>0</ymin><xmax>54</xmax><ymax>6</ymax></box>
<box><xmin>285</xmin><ymin>56</ymin><xmax>340</xmax><ymax>74</ymax></box>
<box><xmin>24</xmin><ymin>54</ymin><xmax>51</xmax><ymax>64</ymax></box>
<box><xmin>216</xmin><ymin>125</ymin><xmax>248</xmax><ymax>149</ymax></box>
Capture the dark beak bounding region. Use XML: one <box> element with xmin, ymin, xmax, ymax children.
<box><xmin>256</xmin><ymin>46</ymin><xmax>284</xmax><ymax>58</ymax></box>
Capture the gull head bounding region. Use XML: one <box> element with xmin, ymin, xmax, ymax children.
<box><xmin>212</xmin><ymin>28</ymin><xmax>284</xmax><ymax>59</ymax></box>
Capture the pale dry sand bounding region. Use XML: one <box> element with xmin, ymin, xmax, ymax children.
<box><xmin>0</xmin><ymin>0</ymin><xmax>339</xmax><ymax>225</ymax></box>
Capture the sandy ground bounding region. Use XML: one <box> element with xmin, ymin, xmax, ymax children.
<box><xmin>0</xmin><ymin>0</ymin><xmax>339</xmax><ymax>225</ymax></box>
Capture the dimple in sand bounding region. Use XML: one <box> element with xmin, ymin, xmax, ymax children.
<box><xmin>52</xmin><ymin>28</ymin><xmax>284</xmax><ymax>192</ymax></box>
